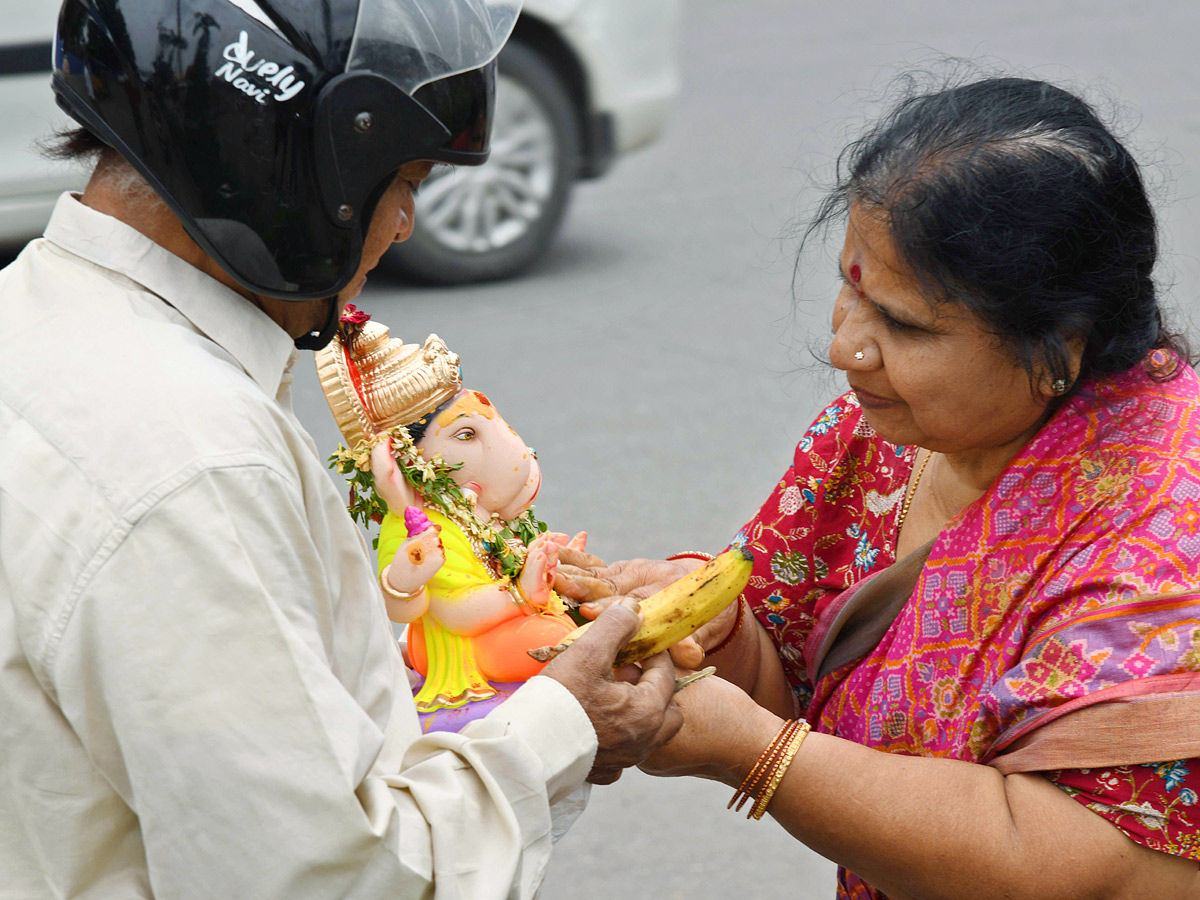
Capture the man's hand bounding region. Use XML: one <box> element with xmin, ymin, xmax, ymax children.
<box><xmin>540</xmin><ymin>599</ymin><xmax>683</xmax><ymax>784</ymax></box>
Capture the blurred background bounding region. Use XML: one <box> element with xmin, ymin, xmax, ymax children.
<box><xmin>325</xmin><ymin>4</ymin><xmax>1200</xmax><ymax>896</ymax></box>
<box><xmin>5</xmin><ymin>1</ymin><xmax>1200</xmax><ymax>896</ymax></box>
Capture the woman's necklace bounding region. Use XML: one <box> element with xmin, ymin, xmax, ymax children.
<box><xmin>896</xmin><ymin>448</ymin><xmax>932</xmax><ymax>531</ymax></box>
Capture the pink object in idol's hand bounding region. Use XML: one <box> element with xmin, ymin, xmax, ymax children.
<box><xmin>404</xmin><ymin>506</ymin><xmax>432</xmax><ymax>535</ymax></box>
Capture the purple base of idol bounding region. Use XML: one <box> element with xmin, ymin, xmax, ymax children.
<box><xmin>412</xmin><ymin>675</ymin><xmax>524</xmax><ymax>733</ymax></box>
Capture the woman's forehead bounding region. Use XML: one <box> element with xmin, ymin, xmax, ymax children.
<box><xmin>842</xmin><ymin>204</ymin><xmax>972</xmax><ymax>326</ymax></box>
<box><xmin>842</xmin><ymin>205</ymin><xmax>897</xmax><ymax>263</ymax></box>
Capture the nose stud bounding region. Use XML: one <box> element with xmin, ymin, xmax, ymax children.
<box><xmin>854</xmin><ymin>351</ymin><xmax>865</xmax><ymax>361</ymax></box>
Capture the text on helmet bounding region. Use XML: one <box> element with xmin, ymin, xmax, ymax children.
<box><xmin>215</xmin><ymin>31</ymin><xmax>306</xmax><ymax>104</ymax></box>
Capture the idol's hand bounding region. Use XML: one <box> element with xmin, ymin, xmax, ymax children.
<box><xmin>387</xmin><ymin>527</ymin><xmax>445</xmax><ymax>592</ymax></box>
<box><xmin>382</xmin><ymin>528</ymin><xmax>444</xmax><ymax>623</ymax></box>
<box><xmin>541</xmin><ymin>599</ymin><xmax>682</xmax><ymax>784</ymax></box>
<box><xmin>517</xmin><ymin>532</ymin><xmax>563</xmax><ymax>610</ymax></box>
<box><xmin>369</xmin><ymin>438</ymin><xmax>417</xmax><ymax>511</ymax></box>
<box><xmin>554</xmin><ymin>551</ymin><xmax>711</xmax><ymax>667</ymax></box>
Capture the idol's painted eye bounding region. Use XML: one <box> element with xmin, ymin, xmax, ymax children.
<box><xmin>454</xmin><ymin>428</ymin><xmax>475</xmax><ymax>441</ymax></box>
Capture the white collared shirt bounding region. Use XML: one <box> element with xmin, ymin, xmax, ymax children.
<box><xmin>0</xmin><ymin>194</ymin><xmax>596</xmax><ymax>899</ymax></box>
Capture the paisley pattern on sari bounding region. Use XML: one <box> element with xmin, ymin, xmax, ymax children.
<box><xmin>735</xmin><ymin>359</ymin><xmax>1200</xmax><ymax>899</ymax></box>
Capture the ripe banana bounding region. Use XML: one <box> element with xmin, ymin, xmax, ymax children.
<box><xmin>527</xmin><ymin>547</ymin><xmax>754</xmax><ymax>667</ymax></box>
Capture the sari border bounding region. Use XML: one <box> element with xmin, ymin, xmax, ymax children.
<box><xmin>987</xmin><ymin>669</ymin><xmax>1200</xmax><ymax>756</ymax></box>
<box><xmin>986</xmin><ymin>687</ymin><xmax>1200</xmax><ymax>775</ymax></box>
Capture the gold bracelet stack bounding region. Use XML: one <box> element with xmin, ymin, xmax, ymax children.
<box><xmin>379</xmin><ymin>564</ymin><xmax>426</xmax><ymax>602</ymax></box>
<box><xmin>728</xmin><ymin>719</ymin><xmax>812</xmax><ymax>820</ymax></box>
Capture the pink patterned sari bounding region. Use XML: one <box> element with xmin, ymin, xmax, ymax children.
<box><xmin>737</xmin><ymin>357</ymin><xmax>1200</xmax><ymax>898</ymax></box>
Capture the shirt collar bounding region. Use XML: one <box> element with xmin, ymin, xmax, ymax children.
<box><xmin>43</xmin><ymin>193</ymin><xmax>298</xmax><ymax>398</ymax></box>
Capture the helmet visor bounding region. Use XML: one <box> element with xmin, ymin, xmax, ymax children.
<box><xmin>345</xmin><ymin>0</ymin><xmax>521</xmax><ymax>95</ymax></box>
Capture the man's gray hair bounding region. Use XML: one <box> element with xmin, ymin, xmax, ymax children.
<box><xmin>93</xmin><ymin>151</ymin><xmax>166</xmax><ymax>210</ymax></box>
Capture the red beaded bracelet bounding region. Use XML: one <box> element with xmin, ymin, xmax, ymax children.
<box><xmin>705</xmin><ymin>597</ymin><xmax>746</xmax><ymax>656</ymax></box>
<box><xmin>666</xmin><ymin>551</ymin><xmax>715</xmax><ymax>562</ymax></box>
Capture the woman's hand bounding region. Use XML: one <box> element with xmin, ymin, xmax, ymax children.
<box><xmin>638</xmin><ymin>672</ymin><xmax>783</xmax><ymax>785</ymax></box>
<box><xmin>554</xmin><ymin>551</ymin><xmax>702</xmax><ymax>605</ymax></box>
<box><xmin>689</xmin><ymin>599</ymin><xmax>742</xmax><ymax>654</ymax></box>
<box><xmin>554</xmin><ymin>550</ymin><xmax>728</xmax><ymax>668</ymax></box>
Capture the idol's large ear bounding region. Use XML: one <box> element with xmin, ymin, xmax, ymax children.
<box><xmin>370</xmin><ymin>439</ymin><xmax>418</xmax><ymax>511</ymax></box>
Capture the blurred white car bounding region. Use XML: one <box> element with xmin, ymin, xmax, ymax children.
<box><xmin>0</xmin><ymin>1</ymin><xmax>682</xmax><ymax>282</ymax></box>
<box><xmin>0</xmin><ymin>4</ymin><xmax>77</xmax><ymax>249</ymax></box>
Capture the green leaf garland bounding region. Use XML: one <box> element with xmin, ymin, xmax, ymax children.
<box><xmin>329</xmin><ymin>426</ymin><xmax>547</xmax><ymax>579</ymax></box>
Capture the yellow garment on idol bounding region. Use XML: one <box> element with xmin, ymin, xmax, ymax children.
<box><xmin>378</xmin><ymin>508</ymin><xmax>573</xmax><ymax>712</ymax></box>
<box><xmin>378</xmin><ymin>508</ymin><xmax>497</xmax><ymax>710</ymax></box>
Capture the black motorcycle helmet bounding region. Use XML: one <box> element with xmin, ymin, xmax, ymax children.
<box><xmin>52</xmin><ymin>0</ymin><xmax>519</xmax><ymax>306</ymax></box>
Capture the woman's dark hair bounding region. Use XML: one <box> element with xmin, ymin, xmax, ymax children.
<box><xmin>809</xmin><ymin>76</ymin><xmax>1191</xmax><ymax>388</ymax></box>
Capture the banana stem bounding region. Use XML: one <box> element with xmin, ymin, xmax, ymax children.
<box><xmin>527</xmin><ymin>642</ymin><xmax>569</xmax><ymax>663</ymax></box>
<box><xmin>673</xmin><ymin>666</ymin><xmax>717</xmax><ymax>692</ymax></box>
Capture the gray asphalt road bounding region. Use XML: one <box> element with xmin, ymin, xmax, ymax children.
<box><xmin>291</xmin><ymin>2</ymin><xmax>1200</xmax><ymax>897</ymax></box>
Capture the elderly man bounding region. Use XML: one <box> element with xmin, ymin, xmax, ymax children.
<box><xmin>0</xmin><ymin>1</ymin><xmax>680</xmax><ymax>897</ymax></box>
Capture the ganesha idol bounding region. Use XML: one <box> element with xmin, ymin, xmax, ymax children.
<box><xmin>317</xmin><ymin>310</ymin><xmax>584</xmax><ymax>732</ymax></box>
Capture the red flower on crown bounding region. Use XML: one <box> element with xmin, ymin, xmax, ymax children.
<box><xmin>338</xmin><ymin>304</ymin><xmax>371</xmax><ymax>343</ymax></box>
<box><xmin>341</xmin><ymin>304</ymin><xmax>371</xmax><ymax>326</ymax></box>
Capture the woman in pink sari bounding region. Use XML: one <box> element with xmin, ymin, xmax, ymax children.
<box><xmin>559</xmin><ymin>77</ymin><xmax>1200</xmax><ymax>898</ymax></box>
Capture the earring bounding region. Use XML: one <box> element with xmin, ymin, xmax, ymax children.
<box><xmin>527</xmin><ymin>446</ymin><xmax>538</xmax><ymax>460</ymax></box>
<box><xmin>854</xmin><ymin>351</ymin><xmax>865</xmax><ymax>361</ymax></box>
<box><xmin>1052</xmin><ymin>378</ymin><xmax>1068</xmax><ymax>394</ymax></box>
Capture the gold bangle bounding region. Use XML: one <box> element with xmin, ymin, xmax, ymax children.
<box><xmin>728</xmin><ymin>719</ymin><xmax>811</xmax><ymax>820</ymax></box>
<box><xmin>508</xmin><ymin>579</ymin><xmax>535</xmax><ymax>612</ymax></box>
<box><xmin>750</xmin><ymin>721</ymin><xmax>810</xmax><ymax>820</ymax></box>
<box><xmin>733</xmin><ymin>726</ymin><xmax>795</xmax><ymax>812</ymax></box>
<box><xmin>379</xmin><ymin>564</ymin><xmax>426</xmax><ymax>602</ymax></box>
<box><xmin>728</xmin><ymin>719</ymin><xmax>800</xmax><ymax>812</ymax></box>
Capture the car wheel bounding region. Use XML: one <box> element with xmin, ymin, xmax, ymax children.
<box><xmin>387</xmin><ymin>40</ymin><xmax>582</xmax><ymax>285</ymax></box>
